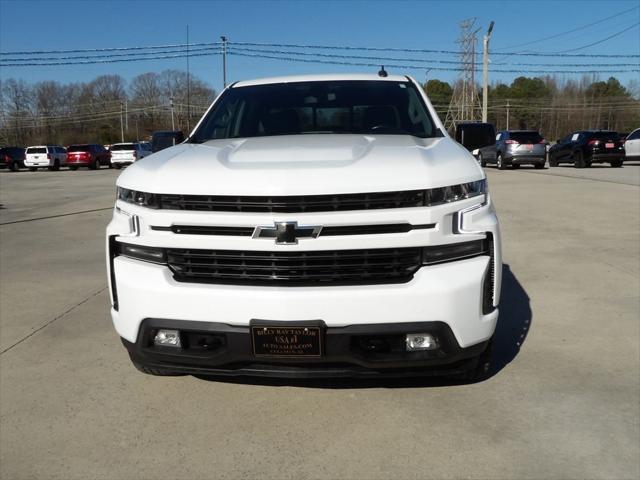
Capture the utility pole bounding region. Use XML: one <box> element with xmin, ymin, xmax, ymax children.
<box><xmin>120</xmin><ymin>101</ymin><xmax>124</xmax><ymax>142</ymax></box>
<box><xmin>170</xmin><ymin>96</ymin><xmax>175</xmax><ymax>131</ymax></box>
<box><xmin>221</xmin><ymin>35</ymin><xmax>228</xmax><ymax>87</ymax></box>
<box><xmin>125</xmin><ymin>99</ymin><xmax>128</xmax><ymax>132</ymax></box>
<box><xmin>482</xmin><ymin>21</ymin><xmax>494</xmax><ymax>123</ymax></box>
<box><xmin>444</xmin><ymin>18</ymin><xmax>481</xmax><ymax>131</ymax></box>
<box><xmin>186</xmin><ymin>25</ymin><xmax>191</xmax><ymax>132</ymax></box>
<box><xmin>506</xmin><ymin>100</ymin><xmax>510</xmax><ymax>130</ymax></box>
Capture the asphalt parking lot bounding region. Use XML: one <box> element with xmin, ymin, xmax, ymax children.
<box><xmin>1</xmin><ymin>163</ymin><xmax>639</xmax><ymax>480</ymax></box>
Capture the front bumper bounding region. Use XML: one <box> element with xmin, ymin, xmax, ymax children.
<box><xmin>111</xmin><ymin>252</ymin><xmax>499</xmax><ymax>347</ymax></box>
<box><xmin>123</xmin><ymin>319</ymin><xmax>491</xmax><ymax>378</ymax></box>
<box><xmin>107</xmin><ymin>194</ymin><xmax>502</xmax><ymax>377</ymax></box>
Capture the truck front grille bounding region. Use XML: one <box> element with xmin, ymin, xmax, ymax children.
<box><xmin>166</xmin><ymin>247</ymin><xmax>423</xmax><ymax>285</ymax></box>
<box><xmin>158</xmin><ymin>190</ymin><xmax>425</xmax><ymax>213</ymax></box>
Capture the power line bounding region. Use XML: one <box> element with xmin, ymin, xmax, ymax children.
<box><xmin>228</xmin><ymin>50</ymin><xmax>639</xmax><ymax>74</ymax></box>
<box><xmin>0</xmin><ymin>46</ymin><xmax>222</xmax><ymax>63</ymax></box>
<box><xmin>0</xmin><ymin>42</ymin><xmax>220</xmax><ymax>56</ymax></box>
<box><xmin>0</xmin><ymin>51</ymin><xmax>221</xmax><ymax>67</ymax></box>
<box><xmin>230</xmin><ymin>40</ymin><xmax>639</xmax><ymax>58</ymax></box>
<box><xmin>494</xmin><ymin>5</ymin><xmax>639</xmax><ymax>51</ymax></box>
<box><xmin>229</xmin><ymin>46</ymin><xmax>639</xmax><ymax>68</ymax></box>
<box><xmin>554</xmin><ymin>22</ymin><xmax>640</xmax><ymax>53</ymax></box>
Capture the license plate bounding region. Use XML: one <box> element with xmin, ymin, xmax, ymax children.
<box><xmin>252</xmin><ymin>325</ymin><xmax>322</xmax><ymax>357</ymax></box>
<box><xmin>524</xmin><ymin>144</ymin><xmax>533</xmax><ymax>150</ymax></box>
<box><xmin>605</xmin><ymin>142</ymin><xmax>614</xmax><ymax>148</ymax></box>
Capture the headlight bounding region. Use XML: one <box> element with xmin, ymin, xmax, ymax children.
<box><xmin>425</xmin><ymin>179</ymin><xmax>487</xmax><ymax>206</ymax></box>
<box><xmin>422</xmin><ymin>239</ymin><xmax>489</xmax><ymax>265</ymax></box>
<box><xmin>117</xmin><ymin>187</ymin><xmax>160</xmax><ymax>208</ymax></box>
<box><xmin>117</xmin><ymin>242</ymin><xmax>166</xmax><ymax>264</ymax></box>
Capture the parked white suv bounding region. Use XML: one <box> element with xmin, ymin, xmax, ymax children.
<box><xmin>624</xmin><ymin>128</ymin><xmax>640</xmax><ymax>160</ymax></box>
<box><xmin>24</xmin><ymin>145</ymin><xmax>67</xmax><ymax>171</ymax></box>
<box><xmin>106</xmin><ymin>74</ymin><xmax>502</xmax><ymax>380</ymax></box>
<box><xmin>109</xmin><ymin>142</ymin><xmax>151</xmax><ymax>168</ymax></box>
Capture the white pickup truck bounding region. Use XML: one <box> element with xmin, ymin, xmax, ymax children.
<box><xmin>106</xmin><ymin>73</ymin><xmax>502</xmax><ymax>380</ymax></box>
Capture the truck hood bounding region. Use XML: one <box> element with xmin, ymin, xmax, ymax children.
<box><xmin>117</xmin><ymin>134</ymin><xmax>483</xmax><ymax>195</ymax></box>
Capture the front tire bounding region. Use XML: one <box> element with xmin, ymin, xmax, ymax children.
<box><xmin>478</xmin><ymin>153</ymin><xmax>487</xmax><ymax>167</ymax></box>
<box><xmin>534</xmin><ymin>162</ymin><xmax>545</xmax><ymax>169</ymax></box>
<box><xmin>497</xmin><ymin>153</ymin><xmax>506</xmax><ymax>170</ymax></box>
<box><xmin>50</xmin><ymin>159</ymin><xmax>60</xmax><ymax>171</ymax></box>
<box><xmin>610</xmin><ymin>159</ymin><xmax>623</xmax><ymax>168</ymax></box>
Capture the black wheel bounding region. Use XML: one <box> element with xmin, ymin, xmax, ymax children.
<box><xmin>496</xmin><ymin>153</ymin><xmax>506</xmax><ymax>170</ymax></box>
<box><xmin>573</xmin><ymin>150</ymin><xmax>586</xmax><ymax>168</ymax></box>
<box><xmin>511</xmin><ymin>164</ymin><xmax>520</xmax><ymax>169</ymax></box>
<box><xmin>114</xmin><ymin>164</ymin><xmax>122</xmax><ymax>169</ymax></box>
<box><xmin>133</xmin><ymin>362</ymin><xmax>184</xmax><ymax>376</ymax></box>
<box><xmin>89</xmin><ymin>158</ymin><xmax>98</xmax><ymax>170</ymax></box>
<box><xmin>108</xmin><ymin>162</ymin><xmax>113</xmax><ymax>169</ymax></box>
<box><xmin>69</xmin><ymin>165</ymin><xmax>78</xmax><ymax>171</ymax></box>
<box><xmin>50</xmin><ymin>159</ymin><xmax>60</xmax><ymax>171</ymax></box>
<box><xmin>10</xmin><ymin>162</ymin><xmax>19</xmax><ymax>172</ymax></box>
<box><xmin>29</xmin><ymin>167</ymin><xmax>37</xmax><ymax>172</ymax></box>
<box><xmin>610</xmin><ymin>159</ymin><xmax>623</xmax><ymax>168</ymax></box>
<box><xmin>549</xmin><ymin>157</ymin><xmax>558</xmax><ymax>167</ymax></box>
<box><xmin>534</xmin><ymin>162</ymin><xmax>545</xmax><ymax>169</ymax></box>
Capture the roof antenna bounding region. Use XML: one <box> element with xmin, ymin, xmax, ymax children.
<box><xmin>378</xmin><ymin>65</ymin><xmax>388</xmax><ymax>77</ymax></box>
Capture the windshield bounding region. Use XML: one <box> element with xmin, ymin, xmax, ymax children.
<box><xmin>191</xmin><ymin>80</ymin><xmax>436</xmax><ymax>142</ymax></box>
<box><xmin>26</xmin><ymin>147</ymin><xmax>46</xmax><ymax>154</ymax></box>
<box><xmin>111</xmin><ymin>144</ymin><xmax>136</xmax><ymax>151</ymax></box>
<box><xmin>67</xmin><ymin>145</ymin><xmax>90</xmax><ymax>152</ymax></box>
<box><xmin>590</xmin><ymin>131</ymin><xmax>618</xmax><ymax>141</ymax></box>
<box><xmin>509</xmin><ymin>131</ymin><xmax>543</xmax><ymax>143</ymax></box>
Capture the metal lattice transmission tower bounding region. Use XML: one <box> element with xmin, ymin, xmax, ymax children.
<box><xmin>444</xmin><ymin>18</ymin><xmax>482</xmax><ymax>131</ymax></box>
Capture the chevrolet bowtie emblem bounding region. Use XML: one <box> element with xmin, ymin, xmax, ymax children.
<box><xmin>253</xmin><ymin>222</ymin><xmax>322</xmax><ymax>245</ymax></box>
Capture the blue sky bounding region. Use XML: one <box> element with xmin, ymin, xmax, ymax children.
<box><xmin>1</xmin><ymin>0</ymin><xmax>639</xmax><ymax>93</ymax></box>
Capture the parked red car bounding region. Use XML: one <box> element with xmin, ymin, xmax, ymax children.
<box><xmin>66</xmin><ymin>144</ymin><xmax>111</xmax><ymax>170</ymax></box>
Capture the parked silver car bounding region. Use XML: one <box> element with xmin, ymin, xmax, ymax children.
<box><xmin>479</xmin><ymin>130</ymin><xmax>547</xmax><ymax>170</ymax></box>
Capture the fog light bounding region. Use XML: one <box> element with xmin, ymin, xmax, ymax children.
<box><xmin>154</xmin><ymin>329</ymin><xmax>181</xmax><ymax>347</ymax></box>
<box><xmin>405</xmin><ymin>333</ymin><xmax>437</xmax><ymax>351</ymax></box>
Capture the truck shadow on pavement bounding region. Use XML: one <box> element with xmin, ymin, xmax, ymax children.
<box><xmin>195</xmin><ymin>264</ymin><xmax>531</xmax><ymax>389</ymax></box>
